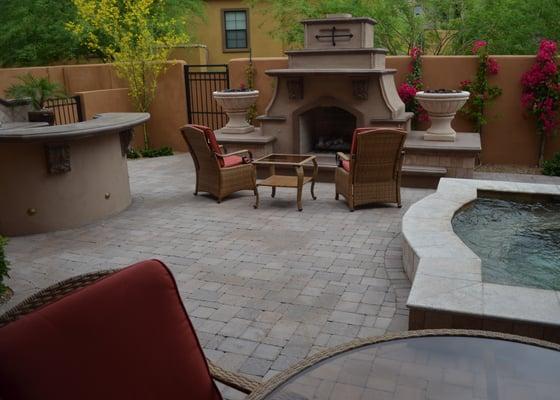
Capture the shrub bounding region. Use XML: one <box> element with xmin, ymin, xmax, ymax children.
<box><xmin>0</xmin><ymin>236</ymin><xmax>10</xmax><ymax>296</ymax></box>
<box><xmin>127</xmin><ymin>146</ymin><xmax>174</xmax><ymax>159</ymax></box>
<box><xmin>542</xmin><ymin>152</ymin><xmax>560</xmax><ymax>176</ymax></box>
<box><xmin>5</xmin><ymin>74</ymin><xmax>66</xmax><ymax>110</ymax></box>
<box><xmin>140</xmin><ymin>147</ymin><xmax>174</xmax><ymax>158</ymax></box>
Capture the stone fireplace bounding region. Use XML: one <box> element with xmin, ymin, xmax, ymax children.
<box><xmin>215</xmin><ymin>14</ymin><xmax>481</xmax><ymax>188</ymax></box>
<box><xmin>258</xmin><ymin>14</ymin><xmax>413</xmax><ymax>153</ymax></box>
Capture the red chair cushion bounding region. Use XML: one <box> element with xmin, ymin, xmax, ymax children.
<box><xmin>0</xmin><ymin>260</ymin><xmax>223</xmax><ymax>400</ymax></box>
<box><xmin>222</xmin><ymin>155</ymin><xmax>244</xmax><ymax>168</ymax></box>
<box><xmin>350</xmin><ymin>127</ymin><xmax>379</xmax><ymax>155</ymax></box>
<box><xmin>341</xmin><ymin>159</ymin><xmax>351</xmax><ymax>172</ymax></box>
<box><xmin>191</xmin><ymin>124</ymin><xmax>227</xmax><ymax>167</ymax></box>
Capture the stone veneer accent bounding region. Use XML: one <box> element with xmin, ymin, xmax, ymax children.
<box><xmin>402</xmin><ymin>178</ymin><xmax>560</xmax><ymax>343</ymax></box>
<box><xmin>403</xmin><ymin>131</ymin><xmax>480</xmax><ymax>179</ymax></box>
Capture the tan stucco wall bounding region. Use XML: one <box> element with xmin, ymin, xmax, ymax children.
<box><xmin>0</xmin><ymin>62</ymin><xmax>188</xmax><ymax>152</ymax></box>
<box><xmin>1</xmin><ymin>56</ymin><xmax>559</xmax><ymax>166</ymax></box>
<box><xmin>229</xmin><ymin>56</ymin><xmax>560</xmax><ymax>166</ymax></box>
<box><xmin>190</xmin><ymin>0</ymin><xmax>284</xmax><ymax>64</ymax></box>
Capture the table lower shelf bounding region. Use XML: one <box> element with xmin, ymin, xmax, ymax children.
<box><xmin>257</xmin><ymin>175</ymin><xmax>313</xmax><ymax>188</ymax></box>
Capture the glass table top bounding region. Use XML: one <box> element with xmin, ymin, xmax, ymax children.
<box><xmin>259</xmin><ymin>336</ymin><xmax>560</xmax><ymax>400</ymax></box>
<box><xmin>253</xmin><ymin>154</ymin><xmax>316</xmax><ymax>165</ymax></box>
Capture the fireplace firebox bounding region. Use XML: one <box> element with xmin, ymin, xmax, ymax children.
<box><xmin>299</xmin><ymin>106</ymin><xmax>356</xmax><ymax>153</ymax></box>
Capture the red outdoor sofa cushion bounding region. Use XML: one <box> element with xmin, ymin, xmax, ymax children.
<box><xmin>0</xmin><ymin>260</ymin><xmax>223</xmax><ymax>400</ymax></box>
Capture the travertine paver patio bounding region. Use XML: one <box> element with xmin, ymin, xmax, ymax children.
<box><xmin>2</xmin><ymin>154</ymin><xmax>433</xmax><ymax>395</ymax></box>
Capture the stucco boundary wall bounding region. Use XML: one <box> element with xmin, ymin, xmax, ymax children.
<box><xmin>0</xmin><ymin>62</ymin><xmax>189</xmax><ymax>152</ymax></box>
<box><xmin>229</xmin><ymin>56</ymin><xmax>560</xmax><ymax>166</ymax></box>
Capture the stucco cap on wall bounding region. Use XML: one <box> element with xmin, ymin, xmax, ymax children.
<box><xmin>0</xmin><ymin>112</ymin><xmax>150</xmax><ymax>142</ymax></box>
<box><xmin>301</xmin><ymin>16</ymin><xmax>377</xmax><ymax>25</ymax></box>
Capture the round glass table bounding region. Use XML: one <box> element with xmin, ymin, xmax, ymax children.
<box><xmin>248</xmin><ymin>330</ymin><xmax>560</xmax><ymax>400</ymax></box>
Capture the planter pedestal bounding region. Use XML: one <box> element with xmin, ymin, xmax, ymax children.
<box><xmin>415</xmin><ymin>91</ymin><xmax>470</xmax><ymax>142</ymax></box>
<box><xmin>212</xmin><ymin>90</ymin><xmax>259</xmax><ymax>134</ymax></box>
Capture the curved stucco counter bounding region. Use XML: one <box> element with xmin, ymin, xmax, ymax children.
<box><xmin>0</xmin><ymin>113</ymin><xmax>150</xmax><ymax>236</ymax></box>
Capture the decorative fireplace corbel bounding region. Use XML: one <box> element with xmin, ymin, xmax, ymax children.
<box><xmin>287</xmin><ymin>78</ymin><xmax>304</xmax><ymax>100</ymax></box>
<box><xmin>45</xmin><ymin>143</ymin><xmax>71</xmax><ymax>174</ymax></box>
<box><xmin>352</xmin><ymin>79</ymin><xmax>369</xmax><ymax>100</ymax></box>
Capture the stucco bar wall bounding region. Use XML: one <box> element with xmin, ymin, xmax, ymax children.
<box><xmin>0</xmin><ymin>113</ymin><xmax>149</xmax><ymax>236</ymax></box>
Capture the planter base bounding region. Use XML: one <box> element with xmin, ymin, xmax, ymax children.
<box><xmin>423</xmin><ymin>131</ymin><xmax>456</xmax><ymax>142</ymax></box>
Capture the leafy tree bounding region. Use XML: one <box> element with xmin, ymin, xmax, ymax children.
<box><xmin>249</xmin><ymin>0</ymin><xmax>560</xmax><ymax>55</ymax></box>
<box><xmin>0</xmin><ymin>0</ymin><xmax>202</xmax><ymax>68</ymax></box>
<box><xmin>452</xmin><ymin>0</ymin><xmax>560</xmax><ymax>55</ymax></box>
<box><xmin>68</xmin><ymin>0</ymin><xmax>201</xmax><ymax>149</ymax></box>
<box><xmin>0</xmin><ymin>0</ymin><xmax>86</xmax><ymax>67</ymax></box>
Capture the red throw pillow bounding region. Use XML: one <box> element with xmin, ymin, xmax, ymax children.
<box><xmin>191</xmin><ymin>124</ymin><xmax>227</xmax><ymax>167</ymax></box>
<box><xmin>0</xmin><ymin>260</ymin><xmax>223</xmax><ymax>400</ymax></box>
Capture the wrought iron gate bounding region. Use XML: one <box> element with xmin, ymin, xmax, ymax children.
<box><xmin>44</xmin><ymin>95</ymin><xmax>84</xmax><ymax>125</ymax></box>
<box><xmin>184</xmin><ymin>64</ymin><xmax>229</xmax><ymax>130</ymax></box>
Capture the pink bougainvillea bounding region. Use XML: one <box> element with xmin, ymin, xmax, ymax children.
<box><xmin>486</xmin><ymin>58</ymin><xmax>500</xmax><ymax>75</ymax></box>
<box><xmin>521</xmin><ymin>39</ymin><xmax>560</xmax><ymax>138</ymax></box>
<box><xmin>521</xmin><ymin>39</ymin><xmax>560</xmax><ymax>165</ymax></box>
<box><xmin>472</xmin><ymin>40</ymin><xmax>487</xmax><ymax>54</ymax></box>
<box><xmin>397</xmin><ymin>82</ymin><xmax>417</xmax><ymax>104</ymax></box>
<box><xmin>459</xmin><ymin>40</ymin><xmax>502</xmax><ymax>132</ymax></box>
<box><xmin>397</xmin><ymin>46</ymin><xmax>428</xmax><ymax>126</ymax></box>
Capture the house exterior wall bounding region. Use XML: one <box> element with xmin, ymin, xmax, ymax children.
<box><xmin>190</xmin><ymin>0</ymin><xmax>284</xmax><ymax>65</ymax></box>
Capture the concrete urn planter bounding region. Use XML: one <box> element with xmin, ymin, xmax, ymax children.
<box><xmin>415</xmin><ymin>90</ymin><xmax>470</xmax><ymax>141</ymax></box>
<box><xmin>212</xmin><ymin>90</ymin><xmax>259</xmax><ymax>134</ymax></box>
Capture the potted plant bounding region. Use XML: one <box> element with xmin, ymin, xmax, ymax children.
<box><xmin>5</xmin><ymin>74</ymin><xmax>67</xmax><ymax>125</ymax></box>
<box><xmin>415</xmin><ymin>89</ymin><xmax>470</xmax><ymax>141</ymax></box>
<box><xmin>212</xmin><ymin>84</ymin><xmax>259</xmax><ymax>134</ymax></box>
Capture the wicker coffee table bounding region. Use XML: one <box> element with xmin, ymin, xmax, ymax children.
<box><xmin>247</xmin><ymin>329</ymin><xmax>560</xmax><ymax>399</ymax></box>
<box><xmin>253</xmin><ymin>154</ymin><xmax>318</xmax><ymax>211</ymax></box>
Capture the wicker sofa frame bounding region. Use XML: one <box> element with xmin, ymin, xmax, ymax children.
<box><xmin>180</xmin><ymin>125</ymin><xmax>258</xmax><ymax>204</ymax></box>
<box><xmin>0</xmin><ymin>270</ymin><xmax>260</xmax><ymax>395</ymax></box>
<box><xmin>3</xmin><ymin>273</ymin><xmax>560</xmax><ymax>399</ymax></box>
<box><xmin>335</xmin><ymin>128</ymin><xmax>406</xmax><ymax>211</ymax></box>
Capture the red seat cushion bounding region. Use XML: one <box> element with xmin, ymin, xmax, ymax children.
<box><xmin>0</xmin><ymin>260</ymin><xmax>222</xmax><ymax>400</ymax></box>
<box><xmin>221</xmin><ymin>155</ymin><xmax>244</xmax><ymax>168</ymax></box>
<box><xmin>341</xmin><ymin>159</ymin><xmax>350</xmax><ymax>172</ymax></box>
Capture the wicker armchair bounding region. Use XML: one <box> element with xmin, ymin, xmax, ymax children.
<box><xmin>335</xmin><ymin>128</ymin><xmax>406</xmax><ymax>211</ymax></box>
<box><xmin>0</xmin><ymin>260</ymin><xmax>260</xmax><ymax>399</ymax></box>
<box><xmin>180</xmin><ymin>124</ymin><xmax>258</xmax><ymax>204</ymax></box>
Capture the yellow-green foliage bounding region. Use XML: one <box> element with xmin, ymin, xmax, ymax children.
<box><xmin>67</xmin><ymin>0</ymin><xmax>189</xmax><ymax>147</ymax></box>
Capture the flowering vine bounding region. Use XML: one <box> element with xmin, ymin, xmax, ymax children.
<box><xmin>245</xmin><ymin>58</ymin><xmax>257</xmax><ymax>124</ymax></box>
<box><xmin>459</xmin><ymin>40</ymin><xmax>502</xmax><ymax>133</ymax></box>
<box><xmin>520</xmin><ymin>39</ymin><xmax>560</xmax><ymax>165</ymax></box>
<box><xmin>397</xmin><ymin>47</ymin><xmax>429</xmax><ymax>127</ymax></box>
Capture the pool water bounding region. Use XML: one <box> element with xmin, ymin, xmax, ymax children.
<box><xmin>452</xmin><ymin>197</ymin><xmax>560</xmax><ymax>290</ymax></box>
